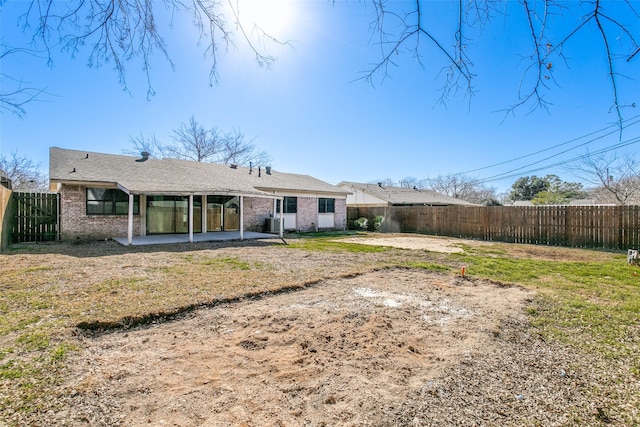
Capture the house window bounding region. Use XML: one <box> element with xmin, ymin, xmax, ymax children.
<box><xmin>87</xmin><ymin>188</ymin><xmax>139</xmax><ymax>215</ymax></box>
<box><xmin>318</xmin><ymin>198</ymin><xmax>335</xmax><ymax>213</ymax></box>
<box><xmin>276</xmin><ymin>196</ymin><xmax>297</xmax><ymax>214</ymax></box>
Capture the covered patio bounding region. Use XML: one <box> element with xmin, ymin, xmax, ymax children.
<box><xmin>113</xmin><ymin>231</ymin><xmax>281</xmax><ymax>246</ymax></box>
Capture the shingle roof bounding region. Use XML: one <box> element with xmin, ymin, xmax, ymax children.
<box><xmin>50</xmin><ymin>148</ymin><xmax>349</xmax><ymax>197</ymax></box>
<box><xmin>338</xmin><ymin>181</ymin><xmax>476</xmax><ymax>206</ymax></box>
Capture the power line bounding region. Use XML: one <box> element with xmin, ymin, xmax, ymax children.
<box><xmin>473</xmin><ymin>135</ymin><xmax>640</xmax><ymax>185</ymax></box>
<box><xmin>454</xmin><ymin>115</ymin><xmax>640</xmax><ymax>176</ymax></box>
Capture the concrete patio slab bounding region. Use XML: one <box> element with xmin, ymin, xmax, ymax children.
<box><xmin>113</xmin><ymin>231</ymin><xmax>280</xmax><ymax>246</ymax></box>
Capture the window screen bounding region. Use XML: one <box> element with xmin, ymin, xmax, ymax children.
<box><xmin>87</xmin><ymin>188</ymin><xmax>139</xmax><ymax>215</ymax></box>
<box><xmin>318</xmin><ymin>198</ymin><xmax>335</xmax><ymax>213</ymax></box>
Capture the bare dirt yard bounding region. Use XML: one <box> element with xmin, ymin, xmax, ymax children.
<box><xmin>64</xmin><ymin>271</ymin><xmax>537</xmax><ymax>426</ymax></box>
<box><xmin>3</xmin><ymin>234</ymin><xmax>636</xmax><ymax>426</ymax></box>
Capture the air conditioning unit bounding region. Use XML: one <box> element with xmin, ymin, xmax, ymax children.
<box><xmin>269</xmin><ymin>217</ymin><xmax>283</xmax><ymax>233</ymax></box>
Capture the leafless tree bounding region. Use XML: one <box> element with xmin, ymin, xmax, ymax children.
<box><xmin>368</xmin><ymin>178</ymin><xmax>398</xmax><ymax>187</ymax></box>
<box><xmin>0</xmin><ymin>44</ymin><xmax>52</xmax><ymax>116</ymax></box>
<box><xmin>3</xmin><ymin>0</ymin><xmax>287</xmax><ymax>115</ymax></box>
<box><xmin>4</xmin><ymin>1</ymin><xmax>638</xmax><ymax>124</ymax></box>
<box><xmin>167</xmin><ymin>116</ymin><xmax>225</xmax><ymax>162</ymax></box>
<box><xmin>426</xmin><ymin>173</ymin><xmax>497</xmax><ymax>204</ymax></box>
<box><xmin>220</xmin><ymin>128</ymin><xmax>272</xmax><ymax>166</ymax></box>
<box><xmin>125</xmin><ymin>117</ymin><xmax>271</xmax><ymax>166</ymax></box>
<box><xmin>568</xmin><ymin>152</ymin><xmax>640</xmax><ymax>205</ymax></box>
<box><xmin>399</xmin><ymin>176</ymin><xmax>427</xmax><ymax>189</ymax></box>
<box><xmin>126</xmin><ymin>133</ymin><xmax>167</xmax><ymax>159</ymax></box>
<box><xmin>0</xmin><ymin>152</ymin><xmax>48</xmax><ymax>192</ymax></box>
<box><xmin>365</xmin><ymin>1</ymin><xmax>639</xmax><ymax>127</ymax></box>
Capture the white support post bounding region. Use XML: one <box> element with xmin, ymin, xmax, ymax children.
<box><xmin>239</xmin><ymin>195</ymin><xmax>244</xmax><ymax>240</ymax></box>
<box><xmin>188</xmin><ymin>194</ymin><xmax>194</xmax><ymax>243</ymax></box>
<box><xmin>202</xmin><ymin>194</ymin><xmax>207</xmax><ymax>234</ymax></box>
<box><xmin>279</xmin><ymin>198</ymin><xmax>284</xmax><ymax>238</ymax></box>
<box><xmin>127</xmin><ymin>193</ymin><xmax>134</xmax><ymax>245</ymax></box>
<box><xmin>140</xmin><ymin>195</ymin><xmax>147</xmax><ymax>236</ymax></box>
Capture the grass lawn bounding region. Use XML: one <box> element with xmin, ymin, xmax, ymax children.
<box><xmin>1</xmin><ymin>233</ymin><xmax>638</xmax><ymax>425</ymax></box>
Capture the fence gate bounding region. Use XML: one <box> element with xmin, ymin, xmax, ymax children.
<box><xmin>13</xmin><ymin>192</ymin><xmax>59</xmax><ymax>243</ymax></box>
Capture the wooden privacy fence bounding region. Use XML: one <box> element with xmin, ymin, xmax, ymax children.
<box><xmin>348</xmin><ymin>205</ymin><xmax>640</xmax><ymax>250</ymax></box>
<box><xmin>12</xmin><ymin>192</ymin><xmax>59</xmax><ymax>243</ymax></box>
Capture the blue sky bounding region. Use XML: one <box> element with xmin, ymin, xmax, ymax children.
<box><xmin>1</xmin><ymin>0</ymin><xmax>639</xmax><ymax>195</ymax></box>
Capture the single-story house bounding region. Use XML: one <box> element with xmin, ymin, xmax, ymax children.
<box><xmin>49</xmin><ymin>148</ymin><xmax>349</xmax><ymax>244</ymax></box>
<box><xmin>336</xmin><ymin>181</ymin><xmax>477</xmax><ymax>207</ymax></box>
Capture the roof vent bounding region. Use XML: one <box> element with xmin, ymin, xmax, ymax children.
<box><xmin>230</xmin><ymin>164</ymin><xmax>238</xmax><ymax>169</ymax></box>
<box><xmin>378</xmin><ymin>182</ymin><xmax>383</xmax><ymax>188</ymax></box>
<box><xmin>136</xmin><ymin>151</ymin><xmax>150</xmax><ymax>162</ymax></box>
<box><xmin>266</xmin><ymin>166</ymin><xmax>272</xmax><ymax>175</ymax></box>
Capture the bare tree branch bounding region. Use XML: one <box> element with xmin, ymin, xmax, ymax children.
<box><xmin>124</xmin><ymin>133</ymin><xmax>166</xmax><ymax>158</ymax></box>
<box><xmin>3</xmin><ymin>0</ymin><xmax>287</xmax><ymax>111</ymax></box>
<box><xmin>3</xmin><ymin>0</ymin><xmax>639</xmax><ymax>124</ymax></box>
<box><xmin>426</xmin><ymin>173</ymin><xmax>497</xmax><ymax>204</ymax></box>
<box><xmin>360</xmin><ymin>0</ymin><xmax>475</xmax><ymax>102</ymax></box>
<box><xmin>567</xmin><ymin>151</ymin><xmax>640</xmax><ymax>205</ymax></box>
<box><xmin>504</xmin><ymin>1</ymin><xmax>639</xmax><ymax>127</ymax></box>
<box><xmin>128</xmin><ymin>117</ymin><xmax>272</xmax><ymax>166</ymax></box>
<box><xmin>0</xmin><ymin>151</ymin><xmax>49</xmax><ymax>192</ymax></box>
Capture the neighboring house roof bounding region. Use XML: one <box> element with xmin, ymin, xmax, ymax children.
<box><xmin>49</xmin><ymin>148</ymin><xmax>349</xmax><ymax>197</ymax></box>
<box><xmin>0</xmin><ymin>171</ymin><xmax>10</xmax><ymax>190</ymax></box>
<box><xmin>505</xmin><ymin>199</ymin><xmax>618</xmax><ymax>206</ymax></box>
<box><xmin>337</xmin><ymin>181</ymin><xmax>477</xmax><ymax>206</ymax></box>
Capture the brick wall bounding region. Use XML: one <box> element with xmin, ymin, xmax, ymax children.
<box><xmin>59</xmin><ymin>185</ymin><xmax>141</xmax><ymax>241</ymax></box>
<box><xmin>59</xmin><ymin>187</ymin><xmax>346</xmax><ymax>239</ymax></box>
<box><xmin>334</xmin><ymin>198</ymin><xmax>347</xmax><ymax>231</ymax></box>
<box><xmin>243</xmin><ymin>196</ymin><xmax>347</xmax><ymax>233</ymax></box>
<box><xmin>243</xmin><ymin>197</ymin><xmax>275</xmax><ymax>232</ymax></box>
<box><xmin>296</xmin><ymin>196</ymin><xmax>318</xmax><ymax>232</ymax></box>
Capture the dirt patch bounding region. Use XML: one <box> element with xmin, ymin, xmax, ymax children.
<box><xmin>338</xmin><ymin>233</ymin><xmax>616</xmax><ymax>262</ymax></box>
<box><xmin>336</xmin><ymin>235</ymin><xmax>470</xmax><ymax>253</ymax></box>
<box><xmin>60</xmin><ymin>270</ymin><xmax>540</xmax><ymax>426</ymax></box>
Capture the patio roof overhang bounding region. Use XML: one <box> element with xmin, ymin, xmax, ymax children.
<box><xmin>116</xmin><ymin>181</ymin><xmax>283</xmax><ymax>200</ymax></box>
<box><xmin>115</xmin><ymin>182</ymin><xmax>285</xmax><ymax>246</ymax></box>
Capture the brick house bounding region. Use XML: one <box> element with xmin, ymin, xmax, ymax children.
<box><xmin>336</xmin><ymin>181</ymin><xmax>477</xmax><ymax>207</ymax></box>
<box><xmin>49</xmin><ymin>148</ymin><xmax>349</xmax><ymax>244</ymax></box>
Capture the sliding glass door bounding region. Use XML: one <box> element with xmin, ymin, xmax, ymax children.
<box><xmin>206</xmin><ymin>196</ymin><xmax>239</xmax><ymax>232</ymax></box>
<box><xmin>147</xmin><ymin>196</ymin><xmax>202</xmax><ymax>234</ymax></box>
